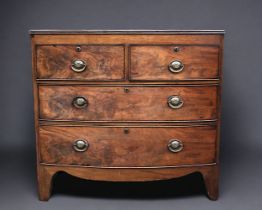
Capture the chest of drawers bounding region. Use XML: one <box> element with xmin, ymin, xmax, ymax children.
<box><xmin>30</xmin><ymin>30</ymin><xmax>224</xmax><ymax>201</ymax></box>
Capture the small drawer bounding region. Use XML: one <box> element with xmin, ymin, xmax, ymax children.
<box><xmin>130</xmin><ymin>45</ymin><xmax>219</xmax><ymax>81</ymax></box>
<box><xmin>39</xmin><ymin>125</ymin><xmax>216</xmax><ymax>167</ymax></box>
<box><xmin>39</xmin><ymin>85</ymin><xmax>217</xmax><ymax>121</ymax></box>
<box><xmin>36</xmin><ymin>45</ymin><xmax>125</xmax><ymax>81</ymax></box>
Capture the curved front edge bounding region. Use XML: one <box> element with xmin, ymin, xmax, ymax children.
<box><xmin>38</xmin><ymin>164</ymin><xmax>219</xmax><ymax>200</ymax></box>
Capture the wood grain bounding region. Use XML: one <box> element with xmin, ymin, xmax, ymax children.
<box><xmin>201</xmin><ymin>164</ymin><xmax>219</xmax><ymax>200</ymax></box>
<box><xmin>37</xmin><ymin>45</ymin><xmax>124</xmax><ymax>80</ymax></box>
<box><xmin>37</xmin><ymin>165</ymin><xmax>56</xmax><ymax>201</ymax></box>
<box><xmin>130</xmin><ymin>45</ymin><xmax>219</xmax><ymax>80</ymax></box>
<box><xmin>31</xmin><ymin>31</ymin><xmax>224</xmax><ymax>201</ymax></box>
<box><xmin>39</xmin><ymin>125</ymin><xmax>216</xmax><ymax>167</ymax></box>
<box><xmin>39</xmin><ymin>85</ymin><xmax>217</xmax><ymax>121</ymax></box>
<box><xmin>37</xmin><ymin>164</ymin><xmax>218</xmax><ymax>200</ymax></box>
<box><xmin>32</xmin><ymin>34</ymin><xmax>223</xmax><ymax>45</ymax></box>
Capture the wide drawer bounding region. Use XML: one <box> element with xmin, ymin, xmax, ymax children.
<box><xmin>36</xmin><ymin>45</ymin><xmax>125</xmax><ymax>80</ymax></box>
<box><xmin>39</xmin><ymin>125</ymin><xmax>216</xmax><ymax>167</ymax></box>
<box><xmin>130</xmin><ymin>45</ymin><xmax>219</xmax><ymax>81</ymax></box>
<box><xmin>39</xmin><ymin>86</ymin><xmax>217</xmax><ymax>121</ymax></box>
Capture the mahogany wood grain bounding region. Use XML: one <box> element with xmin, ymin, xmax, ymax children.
<box><xmin>130</xmin><ymin>45</ymin><xmax>219</xmax><ymax>81</ymax></box>
<box><xmin>37</xmin><ymin>45</ymin><xmax>124</xmax><ymax>80</ymax></box>
<box><xmin>39</xmin><ymin>85</ymin><xmax>217</xmax><ymax>121</ymax></box>
<box><xmin>37</xmin><ymin>164</ymin><xmax>219</xmax><ymax>201</ymax></box>
<box><xmin>39</xmin><ymin>125</ymin><xmax>216</xmax><ymax>167</ymax></box>
<box><xmin>32</xmin><ymin>34</ymin><xmax>223</xmax><ymax>45</ymax></box>
<box><xmin>31</xmin><ymin>31</ymin><xmax>224</xmax><ymax>201</ymax></box>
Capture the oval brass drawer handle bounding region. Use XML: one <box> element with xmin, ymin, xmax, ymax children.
<box><xmin>168</xmin><ymin>139</ymin><xmax>183</xmax><ymax>153</ymax></box>
<box><xmin>71</xmin><ymin>59</ymin><xmax>87</xmax><ymax>72</ymax></box>
<box><xmin>167</xmin><ymin>95</ymin><xmax>184</xmax><ymax>109</ymax></box>
<box><xmin>73</xmin><ymin>139</ymin><xmax>89</xmax><ymax>152</ymax></box>
<box><xmin>72</xmin><ymin>96</ymin><xmax>88</xmax><ymax>108</ymax></box>
<box><xmin>168</xmin><ymin>60</ymin><xmax>184</xmax><ymax>73</ymax></box>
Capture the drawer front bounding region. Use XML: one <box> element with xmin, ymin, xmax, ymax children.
<box><xmin>39</xmin><ymin>126</ymin><xmax>216</xmax><ymax>167</ymax></box>
<box><xmin>39</xmin><ymin>86</ymin><xmax>217</xmax><ymax>121</ymax></box>
<box><xmin>130</xmin><ymin>45</ymin><xmax>219</xmax><ymax>81</ymax></box>
<box><xmin>36</xmin><ymin>45</ymin><xmax>125</xmax><ymax>80</ymax></box>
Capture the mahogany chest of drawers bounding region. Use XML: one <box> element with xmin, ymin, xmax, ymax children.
<box><xmin>30</xmin><ymin>30</ymin><xmax>224</xmax><ymax>201</ymax></box>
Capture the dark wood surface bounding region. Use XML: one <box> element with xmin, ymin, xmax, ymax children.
<box><xmin>37</xmin><ymin>45</ymin><xmax>125</xmax><ymax>80</ymax></box>
<box><xmin>31</xmin><ymin>31</ymin><xmax>224</xmax><ymax>201</ymax></box>
<box><xmin>130</xmin><ymin>45</ymin><xmax>219</xmax><ymax>81</ymax></box>
<box><xmin>39</xmin><ymin>125</ymin><xmax>216</xmax><ymax>167</ymax></box>
<box><xmin>37</xmin><ymin>164</ymin><xmax>219</xmax><ymax>201</ymax></box>
<box><xmin>32</xmin><ymin>34</ymin><xmax>223</xmax><ymax>45</ymax></box>
<box><xmin>39</xmin><ymin>85</ymin><xmax>217</xmax><ymax>121</ymax></box>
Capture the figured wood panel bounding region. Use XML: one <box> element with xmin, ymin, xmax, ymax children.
<box><xmin>36</xmin><ymin>45</ymin><xmax>124</xmax><ymax>80</ymax></box>
<box><xmin>130</xmin><ymin>45</ymin><xmax>219</xmax><ymax>81</ymax></box>
<box><xmin>39</xmin><ymin>125</ymin><xmax>216</xmax><ymax>167</ymax></box>
<box><xmin>39</xmin><ymin>86</ymin><xmax>217</xmax><ymax>121</ymax></box>
<box><xmin>32</xmin><ymin>32</ymin><xmax>223</xmax><ymax>201</ymax></box>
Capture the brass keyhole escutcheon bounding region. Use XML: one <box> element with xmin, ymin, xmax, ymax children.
<box><xmin>173</xmin><ymin>46</ymin><xmax>180</xmax><ymax>52</ymax></box>
<box><xmin>124</xmin><ymin>128</ymin><xmax>129</xmax><ymax>134</ymax></box>
<box><xmin>76</xmin><ymin>46</ymin><xmax>82</xmax><ymax>52</ymax></box>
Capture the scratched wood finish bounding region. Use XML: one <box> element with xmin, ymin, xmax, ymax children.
<box><xmin>37</xmin><ymin>45</ymin><xmax>125</xmax><ymax>80</ymax></box>
<box><xmin>39</xmin><ymin>125</ymin><xmax>216</xmax><ymax>167</ymax></box>
<box><xmin>39</xmin><ymin>85</ymin><xmax>217</xmax><ymax>121</ymax></box>
<box><xmin>130</xmin><ymin>45</ymin><xmax>219</xmax><ymax>81</ymax></box>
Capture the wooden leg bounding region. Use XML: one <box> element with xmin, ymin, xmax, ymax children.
<box><xmin>36</xmin><ymin>165</ymin><xmax>219</xmax><ymax>200</ymax></box>
<box><xmin>201</xmin><ymin>165</ymin><xmax>219</xmax><ymax>200</ymax></box>
<box><xmin>37</xmin><ymin>165</ymin><xmax>56</xmax><ymax>201</ymax></box>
